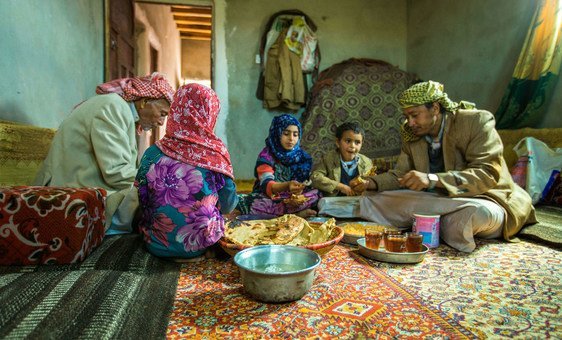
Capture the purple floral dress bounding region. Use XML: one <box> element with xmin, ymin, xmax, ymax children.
<box><xmin>136</xmin><ymin>145</ymin><xmax>238</xmax><ymax>258</ymax></box>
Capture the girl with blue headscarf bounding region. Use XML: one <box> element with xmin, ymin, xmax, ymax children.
<box><xmin>237</xmin><ymin>114</ymin><xmax>319</xmax><ymax>217</ymax></box>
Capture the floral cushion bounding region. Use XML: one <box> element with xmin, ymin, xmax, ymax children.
<box><xmin>0</xmin><ymin>186</ymin><xmax>106</xmax><ymax>265</ymax></box>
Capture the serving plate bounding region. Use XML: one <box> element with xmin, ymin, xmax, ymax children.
<box><xmin>338</xmin><ymin>221</ymin><xmax>398</xmax><ymax>245</ymax></box>
<box><xmin>357</xmin><ymin>237</ymin><xmax>428</xmax><ymax>264</ymax></box>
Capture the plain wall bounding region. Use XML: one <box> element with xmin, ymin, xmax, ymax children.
<box><xmin>221</xmin><ymin>0</ymin><xmax>408</xmax><ymax>179</ymax></box>
<box><xmin>0</xmin><ymin>0</ymin><xmax>104</xmax><ymax>128</ymax></box>
<box><xmin>136</xmin><ymin>3</ymin><xmax>182</xmax><ymax>88</ymax></box>
<box><xmin>407</xmin><ymin>0</ymin><xmax>562</xmax><ymax>128</ymax></box>
<box><xmin>181</xmin><ymin>40</ymin><xmax>211</xmax><ymax>81</ymax></box>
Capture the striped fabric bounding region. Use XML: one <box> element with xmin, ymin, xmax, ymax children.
<box><xmin>0</xmin><ymin>235</ymin><xmax>180</xmax><ymax>339</ymax></box>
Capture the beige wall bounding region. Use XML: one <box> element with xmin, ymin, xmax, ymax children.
<box><xmin>181</xmin><ymin>40</ymin><xmax>211</xmax><ymax>81</ymax></box>
<box><xmin>407</xmin><ymin>0</ymin><xmax>561</xmax><ymax>128</ymax></box>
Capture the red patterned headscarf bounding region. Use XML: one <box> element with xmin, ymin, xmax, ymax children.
<box><xmin>156</xmin><ymin>83</ymin><xmax>234</xmax><ymax>179</ymax></box>
<box><xmin>95</xmin><ymin>72</ymin><xmax>175</xmax><ymax>104</ymax></box>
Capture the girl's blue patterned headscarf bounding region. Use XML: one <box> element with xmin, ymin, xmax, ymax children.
<box><xmin>263</xmin><ymin>114</ymin><xmax>312</xmax><ymax>182</ymax></box>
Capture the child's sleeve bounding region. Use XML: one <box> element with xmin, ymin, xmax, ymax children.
<box><xmin>256</xmin><ymin>163</ymin><xmax>276</xmax><ymax>197</ymax></box>
<box><xmin>311</xmin><ymin>155</ymin><xmax>339</xmax><ymax>195</ymax></box>
<box><xmin>359</xmin><ymin>154</ymin><xmax>375</xmax><ymax>176</ymax></box>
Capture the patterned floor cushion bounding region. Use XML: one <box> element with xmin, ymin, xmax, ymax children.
<box><xmin>0</xmin><ymin>186</ymin><xmax>106</xmax><ymax>265</ymax></box>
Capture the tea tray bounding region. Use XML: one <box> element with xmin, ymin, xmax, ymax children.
<box><xmin>357</xmin><ymin>238</ymin><xmax>428</xmax><ymax>264</ymax></box>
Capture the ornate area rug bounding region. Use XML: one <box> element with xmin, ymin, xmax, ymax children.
<box><xmin>167</xmin><ymin>246</ymin><xmax>474</xmax><ymax>338</ymax></box>
<box><xmin>0</xmin><ymin>234</ymin><xmax>180</xmax><ymax>339</ymax></box>
<box><xmin>363</xmin><ymin>239</ymin><xmax>561</xmax><ymax>338</ymax></box>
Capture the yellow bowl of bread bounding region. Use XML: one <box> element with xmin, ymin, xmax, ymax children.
<box><xmin>340</xmin><ymin>222</ymin><xmax>398</xmax><ymax>245</ymax></box>
<box><xmin>219</xmin><ymin>214</ymin><xmax>344</xmax><ymax>256</ymax></box>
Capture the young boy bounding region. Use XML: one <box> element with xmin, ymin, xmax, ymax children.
<box><xmin>311</xmin><ymin>122</ymin><xmax>373</xmax><ymax>196</ymax></box>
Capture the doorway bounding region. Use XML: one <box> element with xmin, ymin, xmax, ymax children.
<box><xmin>106</xmin><ymin>0</ymin><xmax>212</xmax><ymax>86</ymax></box>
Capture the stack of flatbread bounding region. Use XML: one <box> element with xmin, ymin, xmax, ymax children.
<box><xmin>224</xmin><ymin>214</ymin><xmax>336</xmax><ymax>246</ymax></box>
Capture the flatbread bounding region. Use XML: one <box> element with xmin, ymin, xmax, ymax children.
<box><xmin>224</xmin><ymin>221</ymin><xmax>274</xmax><ymax>246</ymax></box>
<box><xmin>271</xmin><ymin>214</ymin><xmax>307</xmax><ymax>244</ymax></box>
<box><xmin>224</xmin><ymin>214</ymin><xmax>337</xmax><ymax>246</ymax></box>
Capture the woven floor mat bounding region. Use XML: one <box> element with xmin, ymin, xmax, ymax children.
<box><xmin>0</xmin><ymin>234</ymin><xmax>180</xmax><ymax>339</ymax></box>
<box><xmin>518</xmin><ymin>205</ymin><xmax>562</xmax><ymax>249</ymax></box>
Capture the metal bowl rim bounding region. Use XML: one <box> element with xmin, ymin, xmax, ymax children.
<box><xmin>233</xmin><ymin>245</ymin><xmax>321</xmax><ymax>276</ymax></box>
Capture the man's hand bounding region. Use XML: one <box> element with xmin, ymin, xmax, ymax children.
<box><xmin>349</xmin><ymin>176</ymin><xmax>368</xmax><ymax>194</ymax></box>
<box><xmin>398</xmin><ymin>170</ymin><xmax>430</xmax><ymax>191</ymax></box>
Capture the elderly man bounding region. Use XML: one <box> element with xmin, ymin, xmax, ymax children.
<box><xmin>351</xmin><ymin>81</ymin><xmax>536</xmax><ymax>252</ymax></box>
<box><xmin>34</xmin><ymin>73</ymin><xmax>175</xmax><ymax>235</ymax></box>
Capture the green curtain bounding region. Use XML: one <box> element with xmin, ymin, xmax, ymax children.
<box><xmin>495</xmin><ymin>0</ymin><xmax>562</xmax><ymax>129</ymax></box>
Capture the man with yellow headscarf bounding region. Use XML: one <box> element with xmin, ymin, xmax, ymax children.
<box><xmin>350</xmin><ymin>81</ymin><xmax>536</xmax><ymax>252</ymax></box>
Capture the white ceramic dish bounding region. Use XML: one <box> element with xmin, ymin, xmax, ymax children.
<box><xmin>357</xmin><ymin>238</ymin><xmax>428</xmax><ymax>264</ymax></box>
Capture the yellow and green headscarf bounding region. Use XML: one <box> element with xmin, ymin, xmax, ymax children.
<box><xmin>399</xmin><ymin>80</ymin><xmax>476</xmax><ymax>112</ymax></box>
<box><xmin>398</xmin><ymin>81</ymin><xmax>476</xmax><ymax>142</ymax></box>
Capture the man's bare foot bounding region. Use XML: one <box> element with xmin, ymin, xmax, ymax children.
<box><xmin>296</xmin><ymin>209</ymin><xmax>317</xmax><ymax>218</ymax></box>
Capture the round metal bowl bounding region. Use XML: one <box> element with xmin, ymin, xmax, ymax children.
<box><xmin>233</xmin><ymin>245</ymin><xmax>321</xmax><ymax>303</ymax></box>
<box><xmin>219</xmin><ymin>225</ymin><xmax>344</xmax><ymax>257</ymax></box>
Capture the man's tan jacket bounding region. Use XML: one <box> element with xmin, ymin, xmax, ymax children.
<box><xmin>369</xmin><ymin>109</ymin><xmax>536</xmax><ymax>240</ymax></box>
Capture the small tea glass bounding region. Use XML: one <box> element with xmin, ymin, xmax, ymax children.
<box><xmin>385</xmin><ymin>234</ymin><xmax>407</xmax><ymax>252</ymax></box>
<box><xmin>383</xmin><ymin>228</ymin><xmax>402</xmax><ymax>249</ymax></box>
<box><xmin>405</xmin><ymin>232</ymin><xmax>424</xmax><ymax>252</ymax></box>
<box><xmin>365</xmin><ymin>230</ymin><xmax>383</xmax><ymax>250</ymax></box>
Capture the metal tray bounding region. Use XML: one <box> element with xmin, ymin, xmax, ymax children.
<box><xmin>357</xmin><ymin>238</ymin><xmax>428</xmax><ymax>264</ymax></box>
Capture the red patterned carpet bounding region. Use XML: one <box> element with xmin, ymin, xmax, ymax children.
<box><xmin>166</xmin><ymin>245</ymin><xmax>474</xmax><ymax>338</ymax></box>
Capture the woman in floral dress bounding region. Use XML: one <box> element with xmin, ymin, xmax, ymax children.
<box><xmin>237</xmin><ymin>114</ymin><xmax>319</xmax><ymax>217</ymax></box>
<box><xmin>135</xmin><ymin>83</ymin><xmax>238</xmax><ymax>260</ymax></box>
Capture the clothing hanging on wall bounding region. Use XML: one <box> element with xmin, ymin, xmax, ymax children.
<box><xmin>256</xmin><ymin>9</ymin><xmax>321</xmax><ymax>111</ymax></box>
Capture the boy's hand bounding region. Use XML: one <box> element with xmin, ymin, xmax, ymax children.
<box><xmin>337</xmin><ymin>183</ymin><xmax>356</xmax><ymax>196</ymax></box>
<box><xmin>349</xmin><ymin>176</ymin><xmax>368</xmax><ymax>194</ymax></box>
